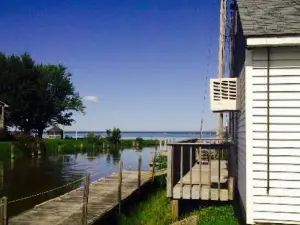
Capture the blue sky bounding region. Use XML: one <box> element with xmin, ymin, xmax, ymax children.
<box><xmin>0</xmin><ymin>0</ymin><xmax>222</xmax><ymax>131</ymax></box>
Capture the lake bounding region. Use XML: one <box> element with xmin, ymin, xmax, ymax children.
<box><xmin>1</xmin><ymin>132</ymin><xmax>215</xmax><ymax>217</ymax></box>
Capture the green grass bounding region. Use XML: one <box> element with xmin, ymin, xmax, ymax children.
<box><xmin>0</xmin><ymin>138</ymin><xmax>159</xmax><ymax>159</ymax></box>
<box><xmin>119</xmin><ymin>187</ymin><xmax>239</xmax><ymax>225</ymax></box>
<box><xmin>119</xmin><ymin>189</ymin><xmax>172</xmax><ymax>225</ymax></box>
<box><xmin>196</xmin><ymin>205</ymin><xmax>239</xmax><ymax>225</ymax></box>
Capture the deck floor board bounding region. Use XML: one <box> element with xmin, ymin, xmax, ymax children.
<box><xmin>173</xmin><ymin>160</ymin><xmax>229</xmax><ymax>200</ymax></box>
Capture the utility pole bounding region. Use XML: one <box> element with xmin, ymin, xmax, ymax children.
<box><xmin>217</xmin><ymin>0</ymin><xmax>227</xmax><ymax>140</ymax></box>
<box><xmin>229</xmin><ymin>0</ymin><xmax>237</xmax><ymax>140</ymax></box>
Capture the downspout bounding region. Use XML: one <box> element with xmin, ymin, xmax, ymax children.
<box><xmin>267</xmin><ymin>47</ymin><xmax>270</xmax><ymax>195</ymax></box>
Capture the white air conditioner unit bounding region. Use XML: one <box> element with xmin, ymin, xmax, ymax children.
<box><xmin>210</xmin><ymin>78</ymin><xmax>240</xmax><ymax>112</ymax></box>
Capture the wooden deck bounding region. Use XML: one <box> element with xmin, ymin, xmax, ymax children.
<box><xmin>9</xmin><ymin>170</ymin><xmax>156</xmax><ymax>225</ymax></box>
<box><xmin>173</xmin><ymin>160</ymin><xmax>229</xmax><ymax>201</ymax></box>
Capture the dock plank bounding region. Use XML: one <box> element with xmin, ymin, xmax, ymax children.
<box><xmin>9</xmin><ymin>170</ymin><xmax>157</xmax><ymax>225</ymax></box>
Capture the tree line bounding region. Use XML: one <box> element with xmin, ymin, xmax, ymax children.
<box><xmin>0</xmin><ymin>53</ymin><xmax>85</xmax><ymax>138</ymax></box>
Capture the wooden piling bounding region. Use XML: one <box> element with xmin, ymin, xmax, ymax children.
<box><xmin>58</xmin><ymin>144</ymin><xmax>62</xmax><ymax>153</ymax></box>
<box><xmin>171</xmin><ymin>200</ymin><xmax>179</xmax><ymax>222</ymax></box>
<box><xmin>138</xmin><ymin>155</ymin><xmax>142</xmax><ymax>188</ymax></box>
<box><xmin>36</xmin><ymin>143</ymin><xmax>41</xmax><ymax>156</ymax></box>
<box><xmin>10</xmin><ymin>145</ymin><xmax>15</xmax><ymax>159</ymax></box>
<box><xmin>2</xmin><ymin>197</ymin><xmax>7</xmax><ymax>225</ymax></box>
<box><xmin>0</xmin><ymin>196</ymin><xmax>8</xmax><ymax>225</ymax></box>
<box><xmin>151</xmin><ymin>154</ymin><xmax>155</xmax><ymax>182</ymax></box>
<box><xmin>81</xmin><ymin>173</ymin><xmax>90</xmax><ymax>225</ymax></box>
<box><xmin>118</xmin><ymin>160</ymin><xmax>123</xmax><ymax>215</ymax></box>
<box><xmin>0</xmin><ymin>198</ymin><xmax>3</xmax><ymax>225</ymax></box>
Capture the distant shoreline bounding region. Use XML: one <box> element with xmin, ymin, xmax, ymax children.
<box><xmin>57</xmin><ymin>131</ymin><xmax>217</xmax><ymax>133</ymax></box>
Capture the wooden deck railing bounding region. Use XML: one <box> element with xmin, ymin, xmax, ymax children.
<box><xmin>167</xmin><ymin>138</ymin><xmax>236</xmax><ymax>201</ymax></box>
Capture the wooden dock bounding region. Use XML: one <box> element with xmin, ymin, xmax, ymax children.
<box><xmin>9</xmin><ymin>170</ymin><xmax>158</xmax><ymax>225</ymax></box>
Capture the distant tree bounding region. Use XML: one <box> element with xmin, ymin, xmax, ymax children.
<box><xmin>106</xmin><ymin>127</ymin><xmax>121</xmax><ymax>145</ymax></box>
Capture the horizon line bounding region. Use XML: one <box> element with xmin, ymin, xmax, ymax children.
<box><xmin>60</xmin><ymin>130</ymin><xmax>217</xmax><ymax>133</ymax></box>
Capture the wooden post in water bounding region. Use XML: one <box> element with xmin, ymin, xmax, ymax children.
<box><xmin>58</xmin><ymin>144</ymin><xmax>62</xmax><ymax>153</ymax></box>
<box><xmin>0</xmin><ymin>196</ymin><xmax>8</xmax><ymax>225</ymax></box>
<box><xmin>2</xmin><ymin>196</ymin><xmax>7</xmax><ymax>225</ymax></box>
<box><xmin>10</xmin><ymin>144</ymin><xmax>14</xmax><ymax>159</ymax></box>
<box><xmin>0</xmin><ymin>197</ymin><xmax>3</xmax><ymax>225</ymax></box>
<box><xmin>159</xmin><ymin>140</ymin><xmax>162</xmax><ymax>150</ymax></box>
<box><xmin>81</xmin><ymin>173</ymin><xmax>90</xmax><ymax>225</ymax></box>
<box><xmin>118</xmin><ymin>160</ymin><xmax>123</xmax><ymax>215</ymax></box>
<box><xmin>151</xmin><ymin>154</ymin><xmax>156</xmax><ymax>182</ymax></box>
<box><xmin>138</xmin><ymin>155</ymin><xmax>142</xmax><ymax>189</ymax></box>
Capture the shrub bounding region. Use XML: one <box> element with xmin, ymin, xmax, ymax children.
<box><xmin>86</xmin><ymin>132</ymin><xmax>102</xmax><ymax>144</ymax></box>
<box><xmin>13</xmin><ymin>132</ymin><xmax>46</xmax><ymax>156</ymax></box>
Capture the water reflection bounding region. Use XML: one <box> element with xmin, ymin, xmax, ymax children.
<box><xmin>0</xmin><ymin>146</ymin><xmax>157</xmax><ymax>218</ymax></box>
<box><xmin>0</xmin><ymin>162</ymin><xmax>3</xmax><ymax>191</ymax></box>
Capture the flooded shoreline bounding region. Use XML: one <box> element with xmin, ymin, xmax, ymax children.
<box><xmin>0</xmin><ymin>147</ymin><xmax>157</xmax><ymax>217</ymax></box>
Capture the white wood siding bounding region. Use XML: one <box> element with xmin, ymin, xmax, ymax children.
<box><xmin>251</xmin><ymin>46</ymin><xmax>300</xmax><ymax>224</ymax></box>
<box><xmin>237</xmin><ymin>65</ymin><xmax>246</xmax><ymax>214</ymax></box>
<box><xmin>237</xmin><ymin>50</ymin><xmax>254</xmax><ymax>225</ymax></box>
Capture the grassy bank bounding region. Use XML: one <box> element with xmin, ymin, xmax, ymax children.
<box><xmin>0</xmin><ymin>138</ymin><xmax>159</xmax><ymax>157</ymax></box>
<box><xmin>119</xmin><ymin>189</ymin><xmax>172</xmax><ymax>225</ymax></box>
<box><xmin>119</xmin><ymin>188</ymin><xmax>239</xmax><ymax>225</ymax></box>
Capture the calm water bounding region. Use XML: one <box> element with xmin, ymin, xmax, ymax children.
<box><xmin>2</xmin><ymin>132</ymin><xmax>215</xmax><ymax>217</ymax></box>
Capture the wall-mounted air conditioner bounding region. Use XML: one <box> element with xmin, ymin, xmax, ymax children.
<box><xmin>210</xmin><ymin>78</ymin><xmax>240</xmax><ymax>112</ymax></box>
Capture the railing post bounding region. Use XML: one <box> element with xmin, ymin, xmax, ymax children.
<box><xmin>118</xmin><ymin>160</ymin><xmax>123</xmax><ymax>215</ymax></box>
<box><xmin>189</xmin><ymin>146</ymin><xmax>192</xmax><ymax>198</ymax></box>
<box><xmin>199</xmin><ymin>147</ymin><xmax>202</xmax><ymax>198</ymax></box>
<box><xmin>81</xmin><ymin>173</ymin><xmax>90</xmax><ymax>225</ymax></box>
<box><xmin>180</xmin><ymin>145</ymin><xmax>183</xmax><ymax>198</ymax></box>
<box><xmin>208</xmin><ymin>147</ymin><xmax>212</xmax><ymax>199</ymax></box>
<box><xmin>218</xmin><ymin>147</ymin><xmax>221</xmax><ymax>200</ymax></box>
<box><xmin>167</xmin><ymin>144</ymin><xmax>173</xmax><ymax>197</ymax></box>
<box><xmin>138</xmin><ymin>155</ymin><xmax>141</xmax><ymax>188</ymax></box>
<box><xmin>228</xmin><ymin>144</ymin><xmax>236</xmax><ymax>200</ymax></box>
